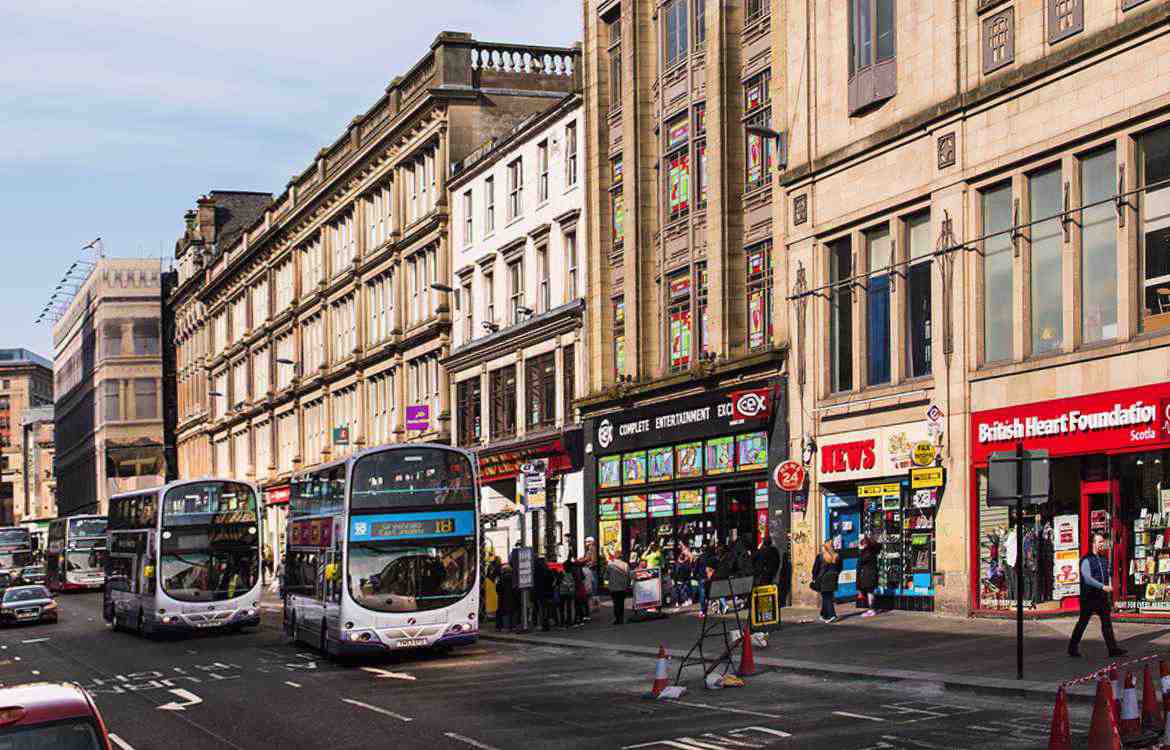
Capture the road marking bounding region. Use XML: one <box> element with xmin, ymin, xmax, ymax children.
<box><xmin>30</xmin><ymin>670</ymin><xmax>40</xmax><ymax>676</ymax></box>
<box><xmin>666</xmin><ymin>700</ymin><xmax>785</xmax><ymax>720</ymax></box>
<box><xmin>341</xmin><ymin>698</ymin><xmax>412</xmax><ymax>722</ymax></box>
<box><xmin>21</xmin><ymin>638</ymin><xmax>50</xmax><ymax>644</ymax></box>
<box><xmin>881</xmin><ymin>736</ymin><xmax>947</xmax><ymax>749</ymax></box>
<box><xmin>284</xmin><ymin>681</ymin><xmax>302</xmax><ymax>688</ymax></box>
<box><xmin>362</xmin><ymin>667</ymin><xmax>417</xmax><ymax>680</ymax></box>
<box><xmin>109</xmin><ymin>734</ymin><xmax>136</xmax><ymax>750</ymax></box>
<box><xmin>157</xmin><ymin>688</ymin><xmax>203</xmax><ymax>711</ymax></box>
<box><xmin>444</xmin><ymin>732</ymin><xmax>500</xmax><ymax>750</ymax></box>
<box><xmin>834</xmin><ymin>711</ymin><xmax>885</xmax><ymax>722</ymax></box>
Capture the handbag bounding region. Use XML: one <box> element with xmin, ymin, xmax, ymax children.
<box><xmin>818</xmin><ymin>567</ymin><xmax>840</xmax><ymax>592</ymax></box>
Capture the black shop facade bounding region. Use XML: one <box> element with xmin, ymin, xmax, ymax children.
<box><xmin>583</xmin><ymin>381</ymin><xmax>789</xmax><ymax>574</ymax></box>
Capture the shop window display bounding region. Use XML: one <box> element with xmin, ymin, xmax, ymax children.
<box><xmin>676</xmin><ymin>442</ymin><xmax>702</xmax><ymax>477</ymax></box>
<box><xmin>648</xmin><ymin>446</ymin><xmax>674</xmax><ymax>482</ymax></box>
<box><xmin>599</xmin><ymin>456</ymin><xmax>621</xmax><ymax>489</ymax></box>
<box><xmin>706</xmin><ymin>437</ymin><xmax>734</xmax><ymax>475</ymax></box>
<box><xmin>857</xmin><ymin>481</ymin><xmax>938</xmax><ymax>610</ymax></box>
<box><xmin>623</xmin><ymin>451</ymin><xmax>647</xmax><ymax>485</ymax></box>
<box><xmin>737</xmin><ymin>432</ymin><xmax>768</xmax><ymax>471</ymax></box>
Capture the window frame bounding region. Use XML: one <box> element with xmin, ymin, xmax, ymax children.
<box><xmin>508</xmin><ymin>158</ymin><xmax>524</xmax><ymax>221</ymax></box>
<box><xmin>462</xmin><ymin>190</ymin><xmax>473</xmax><ymax>245</ymax></box>
<box><xmin>664</xmin><ymin>0</ymin><xmax>688</xmax><ymax>69</ymax></box>
<box><xmin>746</xmin><ymin>242</ymin><xmax>773</xmax><ymax>353</ymax></box>
<box><xmin>508</xmin><ymin>259</ymin><xmax>525</xmax><ymax>325</ymax></box>
<box><xmin>485</xmin><ymin>176</ymin><xmax>496</xmax><ymax>235</ymax></box>
<box><xmin>565</xmin><ymin>122</ymin><xmax>579</xmax><ymax>187</ymax></box>
<box><xmin>537</xmin><ymin>140</ymin><xmax>550</xmax><ymax>204</ymax></box>
<box><xmin>847</xmin><ymin>0</ymin><xmax>897</xmax><ymax>115</ymax></box>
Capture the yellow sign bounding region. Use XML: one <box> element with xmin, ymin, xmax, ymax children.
<box><xmin>911</xmin><ymin>467</ymin><xmax>945</xmax><ymax>489</ymax></box>
<box><xmin>912</xmin><ymin>441</ymin><xmax>937</xmax><ymax>467</ymax></box>
<box><xmin>751</xmin><ymin>584</ymin><xmax>780</xmax><ymax>630</ymax></box>
<box><xmin>858</xmin><ymin>483</ymin><xmax>902</xmax><ymax>498</ymax></box>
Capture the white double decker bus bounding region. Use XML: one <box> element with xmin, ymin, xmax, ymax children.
<box><xmin>283</xmin><ymin>443</ymin><xmax>480</xmax><ymax>657</ymax></box>
<box><xmin>103</xmin><ymin>479</ymin><xmax>263</xmax><ymax>636</ymax></box>
<box><xmin>46</xmin><ymin>515</ymin><xmax>108</xmax><ymax>591</ymax></box>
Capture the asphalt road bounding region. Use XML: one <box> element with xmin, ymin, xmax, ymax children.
<box><xmin>0</xmin><ymin>593</ymin><xmax>1083</xmax><ymax>749</ymax></box>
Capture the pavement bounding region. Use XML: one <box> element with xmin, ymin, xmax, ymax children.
<box><xmin>0</xmin><ymin>591</ymin><xmax>1092</xmax><ymax>749</ymax></box>
<box><xmin>481</xmin><ymin>596</ymin><xmax>1170</xmax><ymax>702</ymax></box>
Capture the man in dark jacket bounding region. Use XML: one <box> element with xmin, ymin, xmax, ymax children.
<box><xmin>752</xmin><ymin>536</ymin><xmax>781</xmax><ymax>586</ymax></box>
<box><xmin>1068</xmin><ymin>533</ymin><xmax>1126</xmax><ymax>658</ymax></box>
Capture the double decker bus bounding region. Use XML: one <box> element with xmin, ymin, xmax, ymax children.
<box><xmin>0</xmin><ymin>527</ymin><xmax>34</xmax><ymax>578</ymax></box>
<box><xmin>46</xmin><ymin>516</ymin><xmax>108</xmax><ymax>591</ymax></box>
<box><xmin>103</xmin><ymin>479</ymin><xmax>262</xmax><ymax>636</ymax></box>
<box><xmin>283</xmin><ymin>443</ymin><xmax>479</xmax><ymax>657</ymax></box>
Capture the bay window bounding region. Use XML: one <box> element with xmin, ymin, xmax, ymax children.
<box><xmin>664</xmin><ymin>0</ymin><xmax>688</xmax><ymax>68</ymax></box>
<box><xmin>1028</xmin><ymin>166</ymin><xmax>1063</xmax><ymax>355</ymax></box>
<box><xmin>1080</xmin><ymin>147</ymin><xmax>1117</xmax><ymax>343</ymax></box>
<box><xmin>848</xmin><ymin>0</ymin><xmax>896</xmax><ymax>115</ymax></box>
<box><xmin>982</xmin><ymin>183</ymin><xmax>1014</xmax><ymax>363</ymax></box>
<box><xmin>1140</xmin><ymin>126</ymin><xmax>1170</xmax><ymax>331</ymax></box>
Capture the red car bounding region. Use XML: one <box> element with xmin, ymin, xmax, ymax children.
<box><xmin>0</xmin><ymin>682</ymin><xmax>113</xmax><ymax>749</ymax></box>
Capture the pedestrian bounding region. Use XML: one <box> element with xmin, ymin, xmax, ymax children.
<box><xmin>1068</xmin><ymin>533</ymin><xmax>1127</xmax><ymax>658</ymax></box>
<box><xmin>672</xmin><ymin>550</ymin><xmax>692</xmax><ymax>607</ymax></box>
<box><xmin>752</xmin><ymin>535</ymin><xmax>781</xmax><ymax>587</ymax></box>
<box><xmin>856</xmin><ymin>534</ymin><xmax>882</xmax><ymax>617</ymax></box>
<box><xmin>572</xmin><ymin>558</ymin><xmax>588</xmax><ymax>627</ymax></box>
<box><xmin>811</xmin><ymin>541</ymin><xmax>842</xmax><ymax>623</ymax></box>
<box><xmin>606</xmin><ymin>553</ymin><xmax>631</xmax><ymax>625</ymax></box>
<box><xmin>558</xmin><ymin>558</ymin><xmax>576</xmax><ymax>627</ymax></box>
<box><xmin>496</xmin><ymin>564</ymin><xmax>515</xmax><ymax>631</ymax></box>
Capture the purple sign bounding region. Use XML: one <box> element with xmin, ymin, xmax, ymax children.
<box><xmin>406</xmin><ymin>404</ymin><xmax>430</xmax><ymax>431</ymax></box>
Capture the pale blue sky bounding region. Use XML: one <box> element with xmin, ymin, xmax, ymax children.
<box><xmin>0</xmin><ymin>1</ymin><xmax>582</xmax><ymax>357</ymax></box>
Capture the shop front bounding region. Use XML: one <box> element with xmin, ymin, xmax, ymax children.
<box><xmin>585</xmin><ymin>382</ymin><xmax>787</xmax><ymax>571</ymax></box>
<box><xmin>263</xmin><ymin>484</ymin><xmax>290</xmax><ymax>573</ymax></box>
<box><xmin>971</xmin><ymin>383</ymin><xmax>1170</xmax><ymax>619</ymax></box>
<box><xmin>817</xmin><ymin>422</ymin><xmax>940</xmax><ymax>612</ymax></box>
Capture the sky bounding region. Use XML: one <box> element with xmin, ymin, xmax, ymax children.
<box><xmin>0</xmin><ymin>0</ymin><xmax>582</xmax><ymax>358</ymax></box>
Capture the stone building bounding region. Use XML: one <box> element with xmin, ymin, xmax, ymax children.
<box><xmin>168</xmin><ymin>33</ymin><xmax>579</xmax><ymax>558</ymax></box>
<box><xmin>782</xmin><ymin>0</ymin><xmax>1170</xmax><ymax>617</ymax></box>
<box><xmin>0</xmin><ymin>350</ymin><xmax>54</xmax><ymax>525</ymax></box>
<box><xmin>18</xmin><ymin>406</ymin><xmax>55</xmax><ymax>541</ymax></box>
<box><xmin>444</xmin><ymin>94</ymin><xmax>587</xmax><ymax>562</ymax></box>
<box><xmin>579</xmin><ymin>0</ymin><xmax>789</xmax><ymax>569</ymax></box>
<box><xmin>52</xmin><ymin>259</ymin><xmax>166</xmax><ymax>517</ymax></box>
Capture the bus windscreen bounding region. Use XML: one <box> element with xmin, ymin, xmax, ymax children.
<box><xmin>350</xmin><ymin>449</ymin><xmax>475</xmax><ymax>511</ymax></box>
<box><xmin>162</xmin><ymin>482</ymin><xmax>258</xmax><ymax>525</ymax></box>
<box><xmin>69</xmin><ymin>518</ymin><xmax>107</xmax><ymax>539</ymax></box>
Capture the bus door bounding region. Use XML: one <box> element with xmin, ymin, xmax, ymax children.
<box><xmin>323</xmin><ymin>518</ymin><xmax>344</xmax><ymax>637</ymax></box>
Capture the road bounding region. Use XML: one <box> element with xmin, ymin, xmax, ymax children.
<box><xmin>0</xmin><ymin>592</ymin><xmax>1082</xmax><ymax>749</ymax></box>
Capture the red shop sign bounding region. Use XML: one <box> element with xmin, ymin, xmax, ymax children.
<box><xmin>264</xmin><ymin>485</ymin><xmax>290</xmax><ymax>506</ymax></box>
<box><xmin>970</xmin><ymin>382</ymin><xmax>1170</xmax><ymax>465</ymax></box>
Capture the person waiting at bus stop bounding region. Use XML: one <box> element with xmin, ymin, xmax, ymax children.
<box><xmin>1068</xmin><ymin>533</ymin><xmax>1127</xmax><ymax>658</ymax></box>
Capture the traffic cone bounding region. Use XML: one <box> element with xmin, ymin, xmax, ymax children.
<box><xmin>1160</xmin><ymin>661</ymin><xmax>1170</xmax><ymax>717</ymax></box>
<box><xmin>645</xmin><ymin>645</ymin><xmax>670</xmax><ymax>698</ymax></box>
<box><xmin>737</xmin><ymin>625</ymin><xmax>756</xmax><ymax>677</ymax></box>
<box><xmin>1120</xmin><ymin>672</ymin><xmax>1141</xmax><ymax>739</ymax></box>
<box><xmin>1048</xmin><ymin>686</ymin><xmax>1071</xmax><ymax>750</ymax></box>
<box><xmin>1143</xmin><ymin>663</ymin><xmax>1164</xmax><ymax>731</ymax></box>
<box><xmin>1088</xmin><ymin>677</ymin><xmax>1121</xmax><ymax>750</ymax></box>
<box><xmin>1110</xmin><ymin>665</ymin><xmax>1122</xmax><ymax>726</ymax></box>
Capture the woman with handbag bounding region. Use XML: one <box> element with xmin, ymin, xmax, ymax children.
<box><xmin>810</xmin><ymin>541</ymin><xmax>842</xmax><ymax>623</ymax></box>
<box><xmin>856</xmin><ymin>535</ymin><xmax>882</xmax><ymax>618</ymax></box>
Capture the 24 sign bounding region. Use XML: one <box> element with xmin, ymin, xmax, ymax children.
<box><xmin>774</xmin><ymin>460</ymin><xmax>806</xmax><ymax>492</ymax></box>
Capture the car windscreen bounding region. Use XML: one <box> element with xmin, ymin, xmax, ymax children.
<box><xmin>3</xmin><ymin>587</ymin><xmax>49</xmax><ymax>602</ymax></box>
<box><xmin>350</xmin><ymin>448</ymin><xmax>475</xmax><ymax>511</ymax></box>
<box><xmin>0</xmin><ymin>718</ymin><xmax>102</xmax><ymax>750</ymax></box>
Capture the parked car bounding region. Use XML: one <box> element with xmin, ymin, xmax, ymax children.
<box><xmin>0</xmin><ymin>585</ymin><xmax>58</xmax><ymax>626</ymax></box>
<box><xmin>14</xmin><ymin>565</ymin><xmax>46</xmax><ymax>586</ymax></box>
<box><xmin>0</xmin><ymin>682</ymin><xmax>112</xmax><ymax>748</ymax></box>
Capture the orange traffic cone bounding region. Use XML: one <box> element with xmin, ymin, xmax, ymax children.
<box><xmin>1160</xmin><ymin>661</ymin><xmax>1170</xmax><ymax>717</ymax></box>
<box><xmin>1143</xmin><ymin>663</ymin><xmax>1164</xmax><ymax>731</ymax></box>
<box><xmin>1120</xmin><ymin>672</ymin><xmax>1141</xmax><ymax>739</ymax></box>
<box><xmin>1049</xmin><ymin>686</ymin><xmax>1071</xmax><ymax>750</ymax></box>
<box><xmin>738</xmin><ymin>626</ymin><xmax>756</xmax><ymax>677</ymax></box>
<box><xmin>1110</xmin><ymin>665</ymin><xmax>1122</xmax><ymax>726</ymax></box>
<box><xmin>646</xmin><ymin>645</ymin><xmax>670</xmax><ymax>698</ymax></box>
<box><xmin>1088</xmin><ymin>677</ymin><xmax>1121</xmax><ymax>750</ymax></box>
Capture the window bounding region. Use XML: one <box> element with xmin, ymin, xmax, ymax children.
<box><xmin>301</xmin><ymin>239</ymin><xmax>323</xmax><ymax>291</ymax></box>
<box><xmin>276</xmin><ymin>334</ymin><xmax>294</xmax><ymax>390</ymax></box>
<box><xmin>366</xmin><ymin>371</ymin><xmax>393</xmax><ymax>448</ymax></box>
<box><xmin>508</xmin><ymin>159</ymin><xmax>523</xmax><ymax>220</ymax></box>
<box><xmin>232</xmin><ymin>295</ymin><xmax>247</xmax><ymax>339</ymax></box>
<box><xmin>745</xmin><ymin>73</ymin><xmax>774</xmax><ymax>190</ymax></box>
<box><xmin>485</xmin><ymin>177</ymin><xmax>496</xmax><ymax>234</ymax></box>
<box><xmin>132</xmin><ymin>319</ymin><xmax>159</xmax><ymax>356</ymax></box>
<box><xmin>103</xmin><ymin>380</ymin><xmax>121</xmax><ymax>423</ymax></box>
<box><xmin>612</xmin><ymin>191</ymin><xmax>625</xmax><ymax>247</ymax></box>
<box><xmin>613</xmin><ymin>297</ymin><xmax>626</xmax><ymax>379</ymax></box>
<box><xmin>982</xmin><ymin>8</ymin><xmax>1014</xmax><ymax>75</ymax></box>
<box><xmin>746</xmin><ymin>243</ymin><xmax>773</xmax><ymax>352</ymax></box>
<box><xmin>905</xmin><ymin>211</ymin><xmax>932</xmax><ymax>378</ymax></box>
<box><xmin>526</xmin><ymin>352</ymin><xmax>557</xmax><ymax>429</ymax></box>
<box><xmin>254</xmin><ymin>347</ymin><xmax>270</xmax><ymax>396</ymax></box>
<box><xmin>982</xmin><ymin>183</ymin><xmax>1014</xmax><ymax>363</ymax></box>
<box><xmin>1081</xmin><ymin>147</ymin><xmax>1117</xmax><ymax>343</ymax></box>
<box><xmin>490</xmin><ymin>365</ymin><xmax>517</xmax><ymax>439</ymax></box>
<box><xmin>848</xmin><ymin>0</ymin><xmax>896</xmax><ymax>114</ymax></box>
<box><xmin>565</xmin><ymin>122</ymin><xmax>578</xmax><ymax>187</ymax></box>
<box><xmin>457</xmin><ymin>377</ymin><xmax>482</xmax><ymax>447</ymax></box>
<box><xmin>608</xmin><ymin>14</ymin><xmax>622</xmax><ymax>110</ymax></box>
<box><xmin>461</xmin><ymin>279</ymin><xmax>474</xmax><ymax>341</ymax></box>
<box><xmin>665</xmin><ymin>115</ymin><xmax>690</xmax><ymax>221</ymax></box>
<box><xmin>664</xmin><ymin>0</ymin><xmax>688</xmax><ymax>68</ymax></box>
<box><xmin>366</xmin><ymin>273</ymin><xmax>393</xmax><ymax>346</ymax></box>
<box><xmin>566</xmin><ymin>232</ymin><xmax>579</xmax><ymax>300</ymax></box>
<box><xmin>232</xmin><ymin>359</ymin><xmax>248</xmax><ymax>407</ymax></box>
<box><xmin>694</xmin><ymin>0</ymin><xmax>706</xmax><ymax>45</ymax></box>
<box><xmin>332</xmin><ymin>212</ymin><xmax>356</xmax><ymax>275</ymax></box>
<box><xmin>668</xmin><ymin>271</ymin><xmax>692</xmax><ymax>372</ymax></box>
<box><xmin>462</xmin><ymin>191</ymin><xmax>473</xmax><ymax>245</ymax></box>
<box><xmin>563</xmin><ymin>343</ymin><xmax>575</xmax><ymax>423</ymax></box>
<box><xmin>255</xmin><ymin>422</ymin><xmax>271</xmax><ymax>476</ymax></box>
<box><xmin>695</xmin><ymin>105</ymin><xmax>708</xmax><ymax>208</ymax></box>
<box><xmin>1141</xmin><ymin>126</ymin><xmax>1170</xmax><ymax>332</ymax></box>
<box><xmin>538</xmin><ymin>141</ymin><xmax>549</xmax><ymax>203</ymax></box>
<box><xmin>746</xmin><ymin>0</ymin><xmax>765</xmax><ymax>22</ymax></box>
<box><xmin>485</xmin><ymin>271</ymin><xmax>496</xmax><ymax>326</ymax></box>
<box><xmin>537</xmin><ymin>245</ymin><xmax>550</xmax><ymax>313</ymax></box>
<box><xmin>1029</xmin><ymin>166</ymin><xmax>1063</xmax><ymax>355</ymax></box>
<box><xmin>865</xmin><ymin>226</ymin><xmax>892</xmax><ymax>385</ymax></box>
<box><xmin>367</xmin><ymin>183</ymin><xmax>393</xmax><ymax>251</ymax></box>
<box><xmin>697</xmin><ymin>263</ymin><xmax>710</xmax><ymax>357</ymax></box>
<box><xmin>333</xmin><ymin>295</ymin><xmax>357</xmax><ymax>360</ymax></box>
<box><xmin>829</xmin><ymin>238</ymin><xmax>854</xmax><ymax>392</ymax></box>
<box><xmin>252</xmin><ymin>279</ymin><xmax>269</xmax><ymax>327</ymax></box>
<box><xmin>276</xmin><ymin>257</ymin><xmax>295</xmax><ymax>310</ymax></box>
<box><xmin>508</xmin><ymin>259</ymin><xmax>525</xmax><ymax>324</ymax></box>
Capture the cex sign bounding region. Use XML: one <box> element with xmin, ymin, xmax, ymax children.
<box><xmin>817</xmin><ymin>422</ymin><xmax>931</xmax><ymax>482</ymax></box>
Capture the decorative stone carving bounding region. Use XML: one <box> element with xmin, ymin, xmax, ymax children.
<box><xmin>793</xmin><ymin>194</ymin><xmax>808</xmax><ymax>226</ymax></box>
<box><xmin>937</xmin><ymin>133</ymin><xmax>956</xmax><ymax>170</ymax></box>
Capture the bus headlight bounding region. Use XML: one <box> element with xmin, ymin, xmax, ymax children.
<box><xmin>347</xmin><ymin>629</ymin><xmax>376</xmax><ymax>642</ymax></box>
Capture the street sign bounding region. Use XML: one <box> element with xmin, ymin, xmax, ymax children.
<box><xmin>773</xmin><ymin>460</ymin><xmax>806</xmax><ymax>492</ymax></box>
<box><xmin>988</xmin><ymin>449</ymin><xmax>1050</xmax><ymax>506</ymax></box>
<box><xmin>912</xmin><ymin>441</ymin><xmax>937</xmax><ymax>467</ymax></box>
<box><xmin>750</xmin><ymin>584</ymin><xmax>780</xmax><ymax>632</ymax></box>
<box><xmin>405</xmin><ymin>404</ymin><xmax>430</xmax><ymax>432</ymax></box>
<box><xmin>926</xmin><ymin>404</ymin><xmax>944</xmax><ymax>425</ymax></box>
<box><xmin>516</xmin><ymin>546</ymin><xmax>534</xmax><ymax>590</ymax></box>
<box><xmin>910</xmin><ymin>467</ymin><xmax>945</xmax><ymax>489</ymax></box>
<box><xmin>522</xmin><ymin>459</ymin><xmax>547</xmax><ymax>509</ymax></box>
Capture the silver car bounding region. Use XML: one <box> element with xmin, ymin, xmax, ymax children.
<box><xmin>0</xmin><ymin>585</ymin><xmax>58</xmax><ymax>625</ymax></box>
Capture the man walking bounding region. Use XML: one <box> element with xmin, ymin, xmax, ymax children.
<box><xmin>1068</xmin><ymin>533</ymin><xmax>1127</xmax><ymax>658</ymax></box>
<box><xmin>606</xmin><ymin>553</ymin><xmax>631</xmax><ymax>625</ymax></box>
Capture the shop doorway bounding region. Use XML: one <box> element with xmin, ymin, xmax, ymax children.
<box><xmin>720</xmin><ymin>484</ymin><xmax>757</xmax><ymax>549</ymax></box>
<box><xmin>825</xmin><ymin>492</ymin><xmax>862</xmax><ymax>602</ymax></box>
<box><xmin>1079</xmin><ymin>479</ymin><xmax>1119</xmax><ymax>602</ymax></box>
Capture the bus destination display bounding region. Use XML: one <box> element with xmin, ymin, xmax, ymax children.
<box><xmin>349</xmin><ymin>510</ymin><xmax>473</xmax><ymax>542</ymax></box>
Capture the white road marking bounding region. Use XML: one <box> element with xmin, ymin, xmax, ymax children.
<box><xmin>834</xmin><ymin>711</ymin><xmax>885</xmax><ymax>722</ymax></box>
<box><xmin>362</xmin><ymin>667</ymin><xmax>416</xmax><ymax>681</ymax></box>
<box><xmin>109</xmin><ymin>734</ymin><xmax>136</xmax><ymax>750</ymax></box>
<box><xmin>30</xmin><ymin>670</ymin><xmax>39</xmax><ymax>675</ymax></box>
<box><xmin>881</xmin><ymin>736</ymin><xmax>947</xmax><ymax>749</ymax></box>
<box><xmin>284</xmin><ymin>681</ymin><xmax>302</xmax><ymax>688</ymax></box>
<box><xmin>666</xmin><ymin>700</ymin><xmax>785</xmax><ymax>720</ymax></box>
<box><xmin>444</xmin><ymin>732</ymin><xmax>501</xmax><ymax>750</ymax></box>
<box><xmin>157</xmin><ymin>688</ymin><xmax>203</xmax><ymax>711</ymax></box>
<box><xmin>21</xmin><ymin>638</ymin><xmax>50</xmax><ymax>644</ymax></box>
<box><xmin>341</xmin><ymin>698</ymin><xmax>412</xmax><ymax>722</ymax></box>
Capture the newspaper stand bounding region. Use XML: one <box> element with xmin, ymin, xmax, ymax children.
<box><xmin>675</xmin><ymin>576</ymin><xmax>755</xmax><ymax>685</ymax></box>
